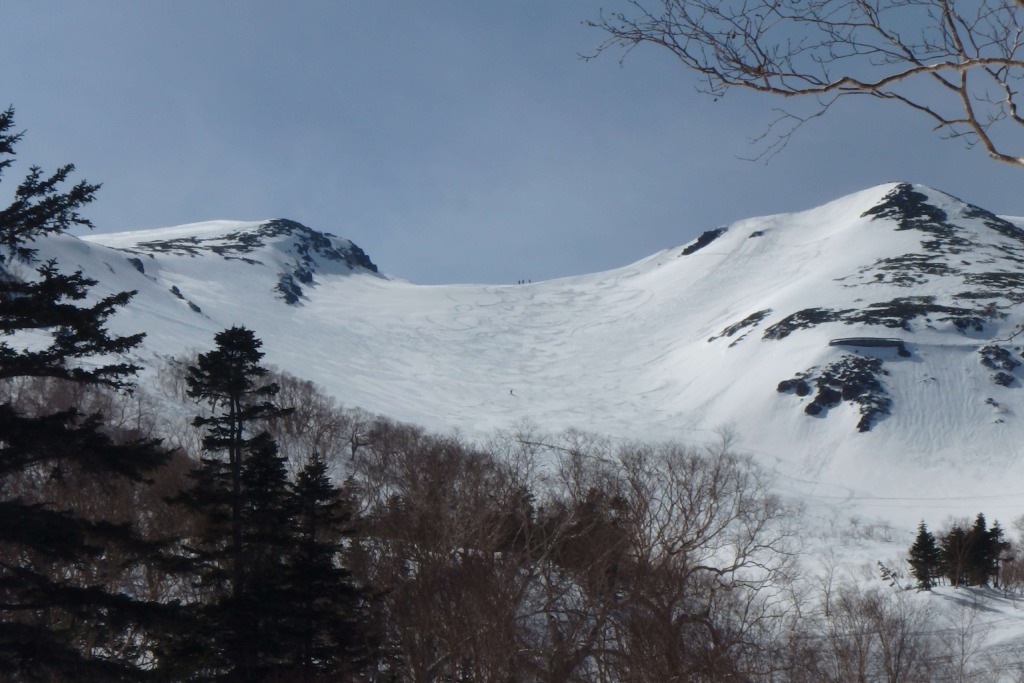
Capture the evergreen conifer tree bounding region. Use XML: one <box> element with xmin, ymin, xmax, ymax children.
<box><xmin>941</xmin><ymin>523</ymin><xmax>971</xmax><ymax>587</ymax></box>
<box><xmin>178</xmin><ymin>330</ymin><xmax>380</xmax><ymax>680</ymax></box>
<box><xmin>989</xmin><ymin>521</ymin><xmax>1011</xmax><ymax>587</ymax></box>
<box><xmin>968</xmin><ymin>513</ymin><xmax>992</xmax><ymax>586</ymax></box>
<box><xmin>972</xmin><ymin>518</ymin><xmax>1011</xmax><ymax>588</ymax></box>
<box><xmin>284</xmin><ymin>453</ymin><xmax>375</xmax><ymax>679</ymax></box>
<box><xmin>226</xmin><ymin>434</ymin><xmax>295</xmax><ymax>681</ymax></box>
<box><xmin>177</xmin><ymin>326</ymin><xmax>295</xmax><ymax>680</ymax></box>
<box><xmin>908</xmin><ymin>521</ymin><xmax>942</xmax><ymax>591</ymax></box>
<box><xmin>184</xmin><ymin>326</ymin><xmax>290</xmax><ymax>601</ymax></box>
<box><xmin>0</xmin><ymin>107</ymin><xmax>171</xmax><ymax>680</ymax></box>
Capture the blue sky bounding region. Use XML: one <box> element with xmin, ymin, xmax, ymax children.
<box><xmin>3</xmin><ymin>1</ymin><xmax>1022</xmax><ymax>284</ymax></box>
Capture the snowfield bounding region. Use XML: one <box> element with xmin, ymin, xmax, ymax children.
<box><xmin>59</xmin><ymin>183</ymin><xmax>1023</xmax><ymax>531</ymax></box>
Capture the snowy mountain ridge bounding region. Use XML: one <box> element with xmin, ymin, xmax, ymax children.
<box><xmin>27</xmin><ymin>181</ymin><xmax>1023</xmax><ymax>527</ymax></box>
<box><xmin>92</xmin><ymin>218</ymin><xmax>379</xmax><ymax>305</ymax></box>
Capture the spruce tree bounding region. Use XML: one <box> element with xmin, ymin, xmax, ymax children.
<box><xmin>0</xmin><ymin>107</ymin><xmax>171</xmax><ymax>680</ymax></box>
<box><xmin>284</xmin><ymin>453</ymin><xmax>375</xmax><ymax>679</ymax></box>
<box><xmin>967</xmin><ymin>513</ymin><xmax>992</xmax><ymax>586</ymax></box>
<box><xmin>185</xmin><ymin>325</ymin><xmax>290</xmax><ymax>603</ymax></box>
<box><xmin>232</xmin><ymin>434</ymin><xmax>295</xmax><ymax>679</ymax></box>
<box><xmin>178</xmin><ymin>329</ymin><xmax>379</xmax><ymax>679</ymax></box>
<box><xmin>941</xmin><ymin>523</ymin><xmax>971</xmax><ymax>587</ymax></box>
<box><xmin>974</xmin><ymin>518</ymin><xmax>1011</xmax><ymax>588</ymax></box>
<box><xmin>908</xmin><ymin>521</ymin><xmax>942</xmax><ymax>591</ymax></box>
<box><xmin>181</xmin><ymin>434</ymin><xmax>294</xmax><ymax>681</ymax></box>
<box><xmin>178</xmin><ymin>326</ymin><xmax>294</xmax><ymax>681</ymax></box>
<box><xmin>989</xmin><ymin>521</ymin><xmax>1011</xmax><ymax>587</ymax></box>
<box><xmin>962</xmin><ymin>513</ymin><xmax>1011</xmax><ymax>587</ymax></box>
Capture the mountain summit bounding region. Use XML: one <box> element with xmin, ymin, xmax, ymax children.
<box><xmin>692</xmin><ymin>183</ymin><xmax>1024</xmax><ymax>432</ymax></box>
<box><xmin>36</xmin><ymin>184</ymin><xmax>1024</xmax><ymax>522</ymax></box>
<box><xmin>90</xmin><ymin>218</ymin><xmax>378</xmax><ymax>305</ymax></box>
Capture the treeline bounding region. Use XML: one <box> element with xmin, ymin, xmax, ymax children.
<box><xmin>907</xmin><ymin>516</ymin><xmax>1014</xmax><ymax>591</ymax></box>
<box><xmin>5</xmin><ymin>107</ymin><xmax>1024</xmax><ymax>681</ymax></box>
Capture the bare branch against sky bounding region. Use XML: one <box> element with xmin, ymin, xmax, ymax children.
<box><xmin>588</xmin><ymin>0</ymin><xmax>1024</xmax><ymax>167</ymax></box>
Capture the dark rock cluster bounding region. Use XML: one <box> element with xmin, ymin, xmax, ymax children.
<box><xmin>979</xmin><ymin>345</ymin><xmax>1021</xmax><ymax>387</ymax></box>
<box><xmin>681</xmin><ymin>227</ymin><xmax>727</xmax><ymax>255</ymax></box>
<box><xmin>109</xmin><ymin>219</ymin><xmax>379</xmax><ymax>306</ymax></box>
<box><xmin>778</xmin><ymin>355</ymin><xmax>892</xmax><ymax>432</ymax></box>
<box><xmin>708</xmin><ymin>309</ymin><xmax>772</xmax><ymax>344</ymax></box>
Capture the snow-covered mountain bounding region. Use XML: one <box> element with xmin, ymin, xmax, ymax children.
<box><xmin>31</xmin><ymin>182</ymin><xmax>1024</xmax><ymax>526</ymax></box>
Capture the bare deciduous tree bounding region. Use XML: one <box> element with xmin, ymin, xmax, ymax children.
<box><xmin>588</xmin><ymin>0</ymin><xmax>1024</xmax><ymax>165</ymax></box>
<box><xmin>800</xmin><ymin>586</ymin><xmax>936</xmax><ymax>682</ymax></box>
<box><xmin>603</xmin><ymin>439</ymin><xmax>799</xmax><ymax>681</ymax></box>
<box><xmin>347</xmin><ymin>422</ymin><xmax>802</xmax><ymax>682</ymax></box>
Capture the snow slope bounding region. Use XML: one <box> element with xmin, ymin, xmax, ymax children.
<box><xmin>38</xmin><ymin>182</ymin><xmax>1024</xmax><ymax>529</ymax></box>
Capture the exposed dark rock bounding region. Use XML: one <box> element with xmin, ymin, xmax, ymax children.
<box><xmin>847</xmin><ymin>296</ymin><xmax>985</xmax><ymax>331</ymax></box>
<box><xmin>765</xmin><ymin>295</ymin><xmax>996</xmax><ymax>339</ymax></box>
<box><xmin>965</xmin><ymin>271</ymin><xmax>1024</xmax><ymax>290</ymax></box>
<box><xmin>979</xmin><ymin>345</ymin><xmax>1020</xmax><ymax>387</ymax></box>
<box><xmin>263</xmin><ymin>219</ymin><xmax>379</xmax><ymax>273</ymax></box>
<box><xmin>961</xmin><ymin>202</ymin><xmax>1024</xmax><ymax>243</ymax></box>
<box><xmin>274</xmin><ymin>274</ymin><xmax>301</xmax><ymax>305</ymax></box>
<box><xmin>126</xmin><ymin>219</ymin><xmax>379</xmax><ymax>273</ymax></box>
<box><xmin>681</xmin><ymin>228</ymin><xmax>726</xmax><ymax>255</ymax></box>
<box><xmin>276</xmin><ymin>273</ymin><xmax>303</xmax><ymax>305</ymax></box>
<box><xmin>168</xmin><ymin>285</ymin><xmax>202</xmax><ymax>313</ymax></box>
<box><xmin>138</xmin><ymin>235</ymin><xmax>202</xmax><ymax>257</ymax></box>
<box><xmin>763</xmin><ymin>308</ymin><xmax>853</xmax><ymax>340</ymax></box>
<box><xmin>777</xmin><ymin>378</ymin><xmax>811</xmax><ymax>396</ymax></box>
<box><xmin>842</xmin><ymin>254</ymin><xmax>956</xmax><ymax>287</ymax></box>
<box><xmin>993</xmin><ymin>371</ymin><xmax>1016</xmax><ymax>387</ymax></box>
<box><xmin>112</xmin><ymin>219</ymin><xmax>380</xmax><ymax>305</ymax></box>
<box><xmin>979</xmin><ymin>345</ymin><xmax>1020</xmax><ymax>371</ymax></box>
<box><xmin>841</xmin><ymin>382</ymin><xmax>864</xmax><ymax>401</ymax></box>
<box><xmin>862</xmin><ymin>184</ymin><xmax>975</xmax><ymax>254</ymax></box>
<box><xmin>953</xmin><ymin>291</ymin><xmax>1024</xmax><ymax>305</ymax></box>
<box><xmin>709</xmin><ymin>309</ymin><xmax>773</xmax><ymax>342</ymax></box>
<box><xmin>816</xmin><ymin>386</ymin><xmax>842</xmax><ymax>407</ymax></box>
<box><xmin>863</xmin><ymin>184</ymin><xmax>946</xmax><ymax>225</ymax></box>
<box><xmin>950</xmin><ymin>317</ymin><xmax>988</xmax><ymax>333</ymax></box>
<box><xmin>127</xmin><ymin>257</ymin><xmax>145</xmax><ymax>274</ymax></box>
<box><xmin>778</xmin><ymin>355</ymin><xmax>891</xmax><ymax>432</ymax></box>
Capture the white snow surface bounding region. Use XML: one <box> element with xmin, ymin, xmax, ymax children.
<box><xmin>47</xmin><ymin>182</ymin><xmax>1024</xmax><ymax>533</ymax></box>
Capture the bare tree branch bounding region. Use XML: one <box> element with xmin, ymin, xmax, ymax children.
<box><xmin>587</xmin><ymin>0</ymin><xmax>1024</xmax><ymax>166</ymax></box>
